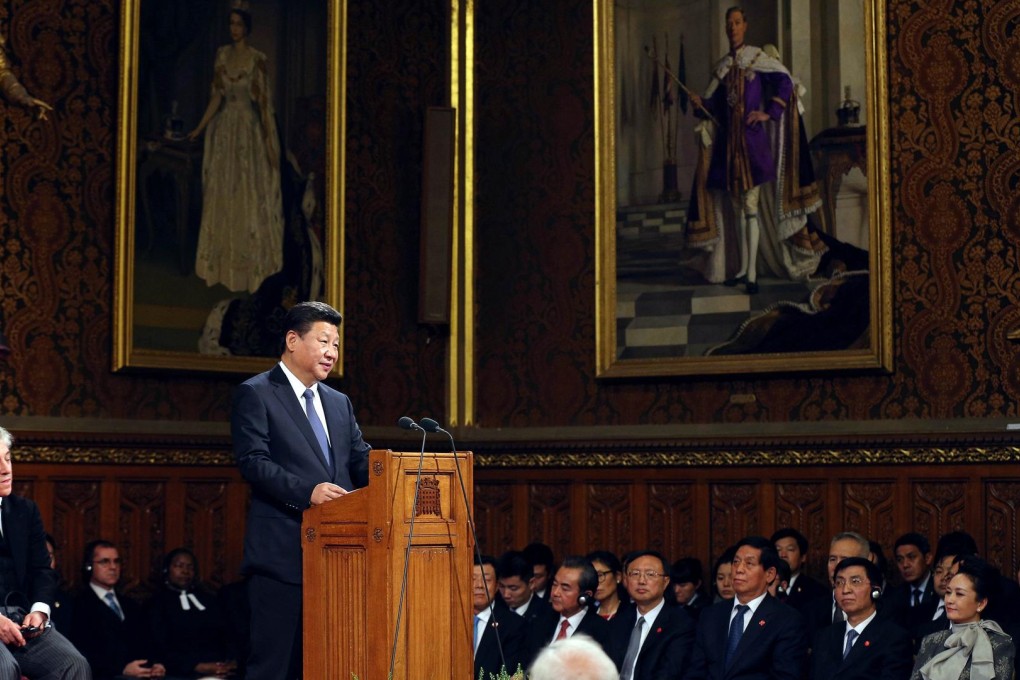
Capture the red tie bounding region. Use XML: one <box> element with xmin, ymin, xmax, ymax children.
<box><xmin>555</xmin><ymin>619</ymin><xmax>570</xmax><ymax>640</ymax></box>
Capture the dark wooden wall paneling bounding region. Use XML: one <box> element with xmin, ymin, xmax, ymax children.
<box><xmin>17</xmin><ymin>463</ymin><xmax>248</xmax><ymax>600</ymax></box>
<box><xmin>474</xmin><ymin>463</ymin><xmax>1020</xmax><ymax>583</ymax></box>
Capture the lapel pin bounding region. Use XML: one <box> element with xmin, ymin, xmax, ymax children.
<box><xmin>759</xmin><ymin>620</ymin><xmax>766</xmax><ymax>626</ymax></box>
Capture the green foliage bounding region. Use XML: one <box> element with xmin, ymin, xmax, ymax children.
<box><xmin>479</xmin><ymin>663</ymin><xmax>526</xmax><ymax>679</ymax></box>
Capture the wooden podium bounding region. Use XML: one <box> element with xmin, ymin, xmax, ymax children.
<box><xmin>302</xmin><ymin>449</ymin><xmax>474</xmax><ymax>679</ymax></box>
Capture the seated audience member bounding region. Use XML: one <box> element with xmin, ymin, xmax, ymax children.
<box><xmin>869</xmin><ymin>540</ymin><xmax>891</xmax><ymax>593</ymax></box>
<box><xmin>711</xmin><ymin>547</ymin><xmax>737</xmax><ymax>602</ymax></box>
<box><xmin>586</xmin><ymin>550</ymin><xmax>625</xmax><ymax>621</ymax></box>
<box><xmin>529</xmin><ymin>634</ymin><xmax>620</xmax><ymax>680</ymax></box>
<box><xmin>530</xmin><ymin>556</ymin><xmax>611</xmax><ymax>656</ymax></box>
<box><xmin>523</xmin><ymin>542</ymin><xmax>556</xmax><ymax>601</ymax></box>
<box><xmin>145</xmin><ymin>548</ymin><xmax>236</xmax><ymax>678</ymax></box>
<box><xmin>805</xmin><ymin>531</ymin><xmax>872</xmax><ymax>630</ymax></box>
<box><xmin>473</xmin><ymin>554</ymin><xmax>527</xmax><ymax>679</ymax></box>
<box><xmin>498</xmin><ymin>550</ymin><xmax>550</xmax><ymax>626</ymax></box>
<box><xmin>71</xmin><ymin>539</ymin><xmax>165</xmax><ymax>679</ymax></box>
<box><xmin>772</xmin><ymin>528</ymin><xmax>828</xmax><ymax>611</ymax></box>
<box><xmin>43</xmin><ymin>533</ymin><xmax>74</xmax><ymax>632</ymax></box>
<box><xmin>911</xmin><ymin>558</ymin><xmax>1015</xmax><ymax>680</ymax></box>
<box><xmin>810</xmin><ymin>557</ymin><xmax>912</xmax><ymax>680</ymax></box>
<box><xmin>670</xmin><ymin>557</ymin><xmax>710</xmax><ymax>620</ymax></box>
<box><xmin>686</xmin><ymin>536</ymin><xmax>807</xmax><ymax>680</ymax></box>
<box><xmin>0</xmin><ymin>426</ymin><xmax>90</xmax><ymax>679</ymax></box>
<box><xmin>768</xmin><ymin>557</ymin><xmax>792</xmax><ymax>600</ymax></box>
<box><xmin>608</xmin><ymin>550</ymin><xmax>694</xmax><ymax>680</ymax></box>
<box><xmin>886</xmin><ymin>532</ymin><xmax>938</xmax><ymax>634</ymax></box>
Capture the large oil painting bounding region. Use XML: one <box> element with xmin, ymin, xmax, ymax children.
<box><xmin>595</xmin><ymin>0</ymin><xmax>892</xmax><ymax>377</ymax></box>
<box><xmin>114</xmin><ymin>0</ymin><xmax>346</xmax><ymax>374</ymax></box>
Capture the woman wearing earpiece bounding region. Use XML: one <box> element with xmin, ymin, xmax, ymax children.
<box><xmin>144</xmin><ymin>548</ymin><xmax>237</xmax><ymax>678</ymax></box>
<box><xmin>910</xmin><ymin>558</ymin><xmax>1015</xmax><ymax>680</ymax></box>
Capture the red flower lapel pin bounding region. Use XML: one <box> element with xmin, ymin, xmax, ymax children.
<box><xmin>656</xmin><ymin>627</ymin><xmax>663</xmax><ymax>633</ymax></box>
<box><xmin>758</xmin><ymin>619</ymin><xmax>766</xmax><ymax>626</ymax></box>
<box><xmin>864</xmin><ymin>640</ymin><xmax>870</xmax><ymax>647</ymax></box>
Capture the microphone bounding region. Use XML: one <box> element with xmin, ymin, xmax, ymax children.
<box><xmin>397</xmin><ymin>416</ymin><xmax>424</xmax><ymax>432</ymax></box>
<box><xmin>419</xmin><ymin>417</ymin><xmax>446</xmax><ymax>434</ymax></box>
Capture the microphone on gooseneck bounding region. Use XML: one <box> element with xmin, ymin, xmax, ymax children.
<box><xmin>390</xmin><ymin>415</ymin><xmax>428</xmax><ymax>677</ymax></box>
<box><xmin>419</xmin><ymin>417</ymin><xmax>506</xmax><ymax>670</ymax></box>
<box><xmin>397</xmin><ymin>416</ymin><xmax>424</xmax><ymax>432</ymax></box>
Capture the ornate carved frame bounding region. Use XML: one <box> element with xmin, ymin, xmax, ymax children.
<box><xmin>112</xmin><ymin>0</ymin><xmax>348</xmax><ymax>375</ymax></box>
<box><xmin>594</xmin><ymin>0</ymin><xmax>892</xmax><ymax>377</ymax></box>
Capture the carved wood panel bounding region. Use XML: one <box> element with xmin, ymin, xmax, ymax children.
<box><xmin>182</xmin><ymin>480</ymin><xmax>230</xmax><ymax>588</ymax></box>
<box><xmin>528</xmin><ymin>483</ymin><xmax>571</xmax><ymax>563</ymax></box>
<box><xmin>585</xmin><ymin>483</ymin><xmax>631</xmax><ymax>557</ymax></box>
<box><xmin>986</xmin><ymin>481</ymin><xmax>1020</xmax><ymax>575</ymax></box>
<box><xmin>647</xmin><ymin>482</ymin><xmax>694</xmax><ymax>561</ymax></box>
<box><xmin>474</xmin><ymin>481</ymin><xmax>515</xmax><ymax>557</ymax></box>
<box><xmin>913</xmin><ymin>480</ymin><xmax>967</xmax><ymax>542</ymax></box>
<box><xmin>842</xmin><ymin>480</ymin><xmax>896</xmax><ymax>553</ymax></box>
<box><xmin>709</xmin><ymin>482</ymin><xmax>759</xmax><ymax>561</ymax></box>
<box><xmin>118</xmin><ymin>481</ymin><xmax>166</xmax><ymax>598</ymax></box>
<box><xmin>775</xmin><ymin>481</ymin><xmax>827</xmax><ymax>580</ymax></box>
<box><xmin>50</xmin><ymin>479</ymin><xmax>102</xmax><ymax>587</ymax></box>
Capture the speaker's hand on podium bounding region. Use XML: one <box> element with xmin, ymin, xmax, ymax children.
<box><xmin>310</xmin><ymin>482</ymin><xmax>348</xmax><ymax>505</ymax></box>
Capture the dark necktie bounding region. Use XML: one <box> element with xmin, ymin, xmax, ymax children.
<box><xmin>725</xmin><ymin>604</ymin><xmax>749</xmax><ymax>667</ymax></box>
<box><xmin>105</xmin><ymin>592</ymin><xmax>124</xmax><ymax>621</ymax></box>
<box><xmin>302</xmin><ymin>388</ymin><xmax>333</xmax><ymax>470</ymax></box>
<box><xmin>843</xmin><ymin>629</ymin><xmax>858</xmax><ymax>660</ymax></box>
<box><xmin>620</xmin><ymin>615</ymin><xmax>645</xmax><ymax>680</ymax></box>
<box><xmin>912</xmin><ymin>587</ymin><xmax>921</xmax><ymax>606</ymax></box>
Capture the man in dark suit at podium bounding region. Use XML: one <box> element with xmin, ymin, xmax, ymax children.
<box><xmin>232</xmin><ymin>301</ymin><xmax>372</xmax><ymax>680</ymax></box>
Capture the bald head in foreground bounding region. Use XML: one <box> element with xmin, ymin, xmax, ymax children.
<box><xmin>529</xmin><ymin>634</ymin><xmax>619</xmax><ymax>680</ymax></box>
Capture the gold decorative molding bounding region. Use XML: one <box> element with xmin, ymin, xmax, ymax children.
<box><xmin>14</xmin><ymin>445</ymin><xmax>234</xmax><ymax>466</ymax></box>
<box><xmin>472</xmin><ymin>446</ymin><xmax>1020</xmax><ymax>468</ymax></box>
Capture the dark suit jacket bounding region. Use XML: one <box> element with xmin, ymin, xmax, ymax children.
<box><xmin>682</xmin><ymin>592</ymin><xmax>712</xmax><ymax>623</ymax></box>
<box><xmin>809</xmin><ymin>615</ymin><xmax>913</xmax><ymax>680</ymax></box>
<box><xmin>475</xmin><ymin>603</ymin><xmax>528</xmax><ymax>679</ymax></box>
<box><xmin>0</xmin><ymin>495</ymin><xmax>59</xmax><ymax>609</ymax></box>
<box><xmin>911</xmin><ymin>610</ymin><xmax>948</xmax><ymax>654</ymax></box>
<box><xmin>786</xmin><ymin>573</ymin><xmax>829</xmax><ymax>613</ymax></box>
<box><xmin>70</xmin><ymin>588</ymin><xmax>155</xmax><ymax>680</ymax></box>
<box><xmin>232</xmin><ymin>364</ymin><xmax>371</xmax><ymax>584</ymax></box>
<box><xmin>687</xmin><ymin>594</ymin><xmax>808</xmax><ymax>680</ymax></box>
<box><xmin>609</xmin><ymin>602</ymin><xmax>695</xmax><ymax>680</ymax></box>
<box><xmin>529</xmin><ymin>607</ymin><xmax>612</xmax><ymax>664</ymax></box>
<box><xmin>884</xmin><ymin>575</ymin><xmax>938</xmax><ymax>636</ymax></box>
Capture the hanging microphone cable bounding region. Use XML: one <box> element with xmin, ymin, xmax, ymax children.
<box><xmin>419</xmin><ymin>417</ymin><xmax>507</xmax><ymax>673</ymax></box>
<box><xmin>389</xmin><ymin>417</ymin><xmax>428</xmax><ymax>677</ymax></box>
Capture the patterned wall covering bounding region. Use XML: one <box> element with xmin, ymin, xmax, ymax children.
<box><xmin>0</xmin><ymin>0</ymin><xmax>1018</xmax><ymax>435</ymax></box>
<box><xmin>474</xmin><ymin>0</ymin><xmax>1020</xmax><ymax>427</ymax></box>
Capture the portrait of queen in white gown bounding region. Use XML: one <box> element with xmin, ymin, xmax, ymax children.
<box><xmin>188</xmin><ymin>4</ymin><xmax>283</xmax><ymax>294</ymax></box>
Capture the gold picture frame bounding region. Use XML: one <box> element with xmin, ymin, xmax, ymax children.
<box><xmin>595</xmin><ymin>0</ymin><xmax>892</xmax><ymax>377</ymax></box>
<box><xmin>113</xmin><ymin>0</ymin><xmax>347</xmax><ymax>374</ymax></box>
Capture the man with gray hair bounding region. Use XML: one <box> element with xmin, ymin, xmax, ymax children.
<box><xmin>0</xmin><ymin>426</ymin><xmax>91</xmax><ymax>679</ymax></box>
<box><xmin>804</xmin><ymin>531</ymin><xmax>872</xmax><ymax>632</ymax></box>
<box><xmin>529</xmin><ymin>634</ymin><xmax>619</xmax><ymax>680</ymax></box>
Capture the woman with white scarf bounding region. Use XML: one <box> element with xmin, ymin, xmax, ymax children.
<box><xmin>911</xmin><ymin>558</ymin><xmax>1015</xmax><ymax>680</ymax></box>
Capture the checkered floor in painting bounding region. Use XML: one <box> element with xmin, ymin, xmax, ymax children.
<box><xmin>615</xmin><ymin>202</ymin><xmax>815</xmax><ymax>359</ymax></box>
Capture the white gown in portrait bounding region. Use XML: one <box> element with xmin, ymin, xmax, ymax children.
<box><xmin>194</xmin><ymin>45</ymin><xmax>284</xmax><ymax>293</ymax></box>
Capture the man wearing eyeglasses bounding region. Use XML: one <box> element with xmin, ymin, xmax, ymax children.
<box><xmin>0</xmin><ymin>426</ymin><xmax>90</xmax><ymax>679</ymax></box>
<box><xmin>687</xmin><ymin>536</ymin><xmax>807</xmax><ymax>680</ymax></box>
<box><xmin>71</xmin><ymin>540</ymin><xmax>165</xmax><ymax>679</ymax></box>
<box><xmin>809</xmin><ymin>557</ymin><xmax>912</xmax><ymax>680</ymax></box>
<box><xmin>608</xmin><ymin>550</ymin><xmax>694</xmax><ymax>680</ymax></box>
